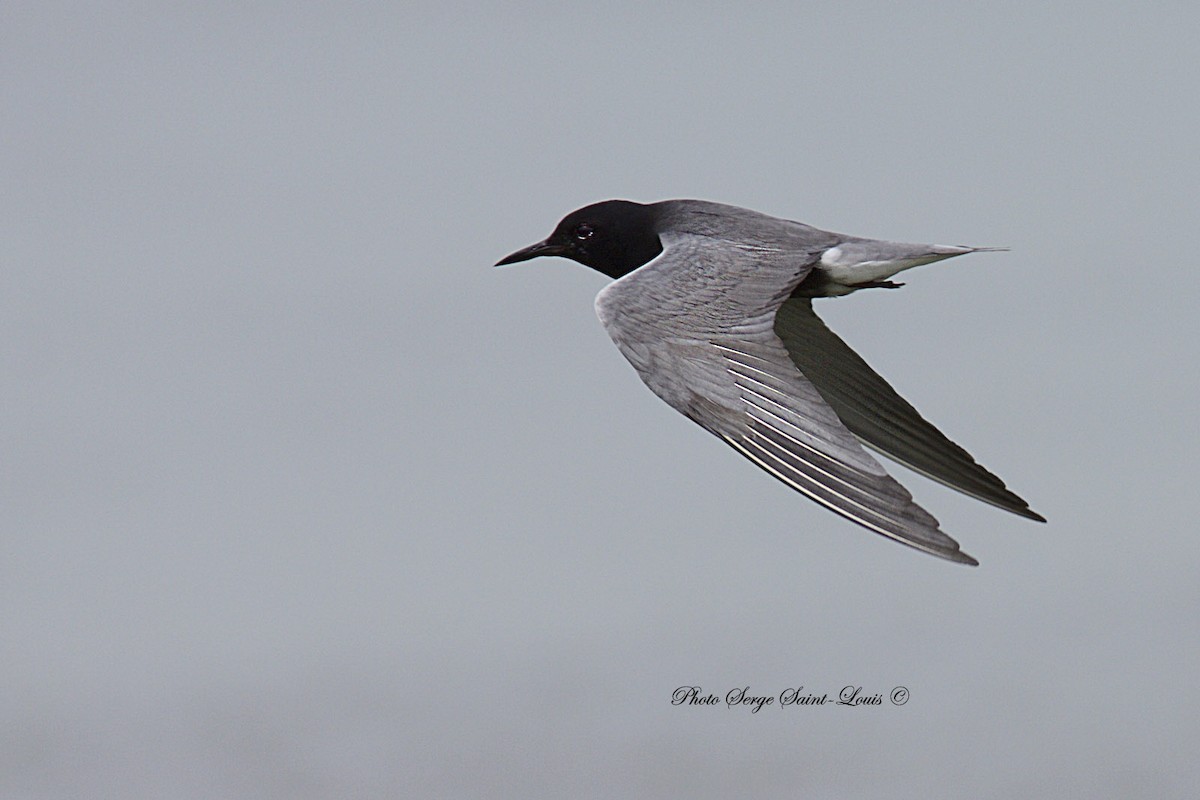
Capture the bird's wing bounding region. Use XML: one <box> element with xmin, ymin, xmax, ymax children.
<box><xmin>595</xmin><ymin>233</ymin><xmax>978</xmax><ymax>565</ymax></box>
<box><xmin>775</xmin><ymin>297</ymin><xmax>1043</xmax><ymax>521</ymax></box>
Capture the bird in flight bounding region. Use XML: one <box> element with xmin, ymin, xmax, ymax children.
<box><xmin>497</xmin><ymin>199</ymin><xmax>1043</xmax><ymax>565</ymax></box>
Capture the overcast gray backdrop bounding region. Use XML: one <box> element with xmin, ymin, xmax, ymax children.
<box><xmin>3</xmin><ymin>3</ymin><xmax>1198</xmax><ymax>798</ymax></box>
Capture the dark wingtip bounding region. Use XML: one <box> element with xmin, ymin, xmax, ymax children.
<box><xmin>1020</xmin><ymin>508</ymin><xmax>1048</xmax><ymax>523</ymax></box>
<box><xmin>949</xmin><ymin>549</ymin><xmax>980</xmax><ymax>567</ymax></box>
<box><xmin>1002</xmin><ymin>496</ymin><xmax>1047</xmax><ymax>523</ymax></box>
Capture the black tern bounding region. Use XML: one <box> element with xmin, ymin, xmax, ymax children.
<box><xmin>497</xmin><ymin>199</ymin><xmax>1043</xmax><ymax>565</ymax></box>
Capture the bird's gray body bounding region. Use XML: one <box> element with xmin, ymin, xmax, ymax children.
<box><xmin>592</xmin><ymin>200</ymin><xmax>1036</xmax><ymax>565</ymax></box>
<box><xmin>499</xmin><ymin>198</ymin><xmax>1041</xmax><ymax>565</ymax></box>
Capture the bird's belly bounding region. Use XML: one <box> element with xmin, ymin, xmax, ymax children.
<box><xmin>792</xmin><ymin>268</ymin><xmax>857</xmax><ymax>298</ymax></box>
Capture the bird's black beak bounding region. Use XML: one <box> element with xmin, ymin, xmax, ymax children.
<box><xmin>494</xmin><ymin>239</ymin><xmax>568</xmax><ymax>266</ymax></box>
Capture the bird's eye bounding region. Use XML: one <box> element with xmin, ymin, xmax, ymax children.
<box><xmin>573</xmin><ymin>223</ymin><xmax>595</xmax><ymax>241</ymax></box>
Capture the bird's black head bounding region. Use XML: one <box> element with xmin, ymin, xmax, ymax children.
<box><xmin>495</xmin><ymin>200</ymin><xmax>663</xmax><ymax>279</ymax></box>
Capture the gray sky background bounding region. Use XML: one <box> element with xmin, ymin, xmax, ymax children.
<box><xmin>3</xmin><ymin>3</ymin><xmax>1198</xmax><ymax>798</ymax></box>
